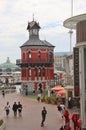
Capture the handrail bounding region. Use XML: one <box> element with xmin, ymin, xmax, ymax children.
<box><xmin>16</xmin><ymin>59</ymin><xmax>54</xmax><ymax>64</ymax></box>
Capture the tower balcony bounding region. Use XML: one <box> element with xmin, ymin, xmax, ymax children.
<box><xmin>16</xmin><ymin>59</ymin><xmax>54</xmax><ymax>67</ymax></box>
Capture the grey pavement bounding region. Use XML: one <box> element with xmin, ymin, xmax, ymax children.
<box><xmin>0</xmin><ymin>92</ymin><xmax>72</xmax><ymax>130</ymax></box>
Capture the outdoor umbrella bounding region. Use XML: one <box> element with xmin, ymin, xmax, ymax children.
<box><xmin>57</xmin><ymin>89</ymin><xmax>66</xmax><ymax>94</ymax></box>
<box><xmin>57</xmin><ymin>89</ymin><xmax>66</xmax><ymax>97</ymax></box>
<box><xmin>51</xmin><ymin>85</ymin><xmax>65</xmax><ymax>91</ymax></box>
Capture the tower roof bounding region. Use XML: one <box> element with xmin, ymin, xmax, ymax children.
<box><xmin>21</xmin><ymin>20</ymin><xmax>55</xmax><ymax>48</ymax></box>
<box><xmin>27</xmin><ymin>21</ymin><xmax>40</xmax><ymax>30</ymax></box>
<box><xmin>20</xmin><ymin>38</ymin><xmax>55</xmax><ymax>48</ymax></box>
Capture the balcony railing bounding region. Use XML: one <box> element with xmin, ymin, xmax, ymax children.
<box><xmin>16</xmin><ymin>59</ymin><xmax>54</xmax><ymax>65</ymax></box>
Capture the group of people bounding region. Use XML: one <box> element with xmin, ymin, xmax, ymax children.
<box><xmin>58</xmin><ymin>103</ymin><xmax>81</xmax><ymax>130</ymax></box>
<box><xmin>5</xmin><ymin>101</ymin><xmax>47</xmax><ymax>127</ymax></box>
<box><xmin>5</xmin><ymin>101</ymin><xmax>22</xmax><ymax>117</ymax></box>
<box><xmin>57</xmin><ymin>104</ymin><xmax>71</xmax><ymax>130</ymax></box>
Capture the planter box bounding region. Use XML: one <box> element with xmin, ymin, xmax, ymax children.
<box><xmin>0</xmin><ymin>121</ymin><xmax>5</xmax><ymax>130</ymax></box>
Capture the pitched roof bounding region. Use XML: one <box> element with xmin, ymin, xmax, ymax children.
<box><xmin>27</xmin><ymin>21</ymin><xmax>40</xmax><ymax>30</ymax></box>
<box><xmin>20</xmin><ymin>36</ymin><xmax>55</xmax><ymax>48</ymax></box>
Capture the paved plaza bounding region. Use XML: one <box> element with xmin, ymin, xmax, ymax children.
<box><xmin>0</xmin><ymin>92</ymin><xmax>73</xmax><ymax>130</ymax></box>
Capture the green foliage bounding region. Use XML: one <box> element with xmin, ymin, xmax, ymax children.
<box><xmin>28</xmin><ymin>95</ymin><xmax>37</xmax><ymax>99</ymax></box>
<box><xmin>44</xmin><ymin>95</ymin><xmax>48</xmax><ymax>101</ymax></box>
<box><xmin>41</xmin><ymin>94</ymin><xmax>46</xmax><ymax>101</ymax></box>
<box><xmin>44</xmin><ymin>95</ymin><xmax>51</xmax><ymax>103</ymax></box>
<box><xmin>57</xmin><ymin>98</ymin><xmax>63</xmax><ymax>102</ymax></box>
<box><xmin>0</xmin><ymin>119</ymin><xmax>3</xmax><ymax>126</ymax></box>
<box><xmin>51</xmin><ymin>94</ymin><xmax>57</xmax><ymax>103</ymax></box>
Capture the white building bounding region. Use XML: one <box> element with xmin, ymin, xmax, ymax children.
<box><xmin>0</xmin><ymin>57</ymin><xmax>21</xmax><ymax>85</ymax></box>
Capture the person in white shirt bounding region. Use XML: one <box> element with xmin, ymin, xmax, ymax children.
<box><xmin>5</xmin><ymin>101</ymin><xmax>10</xmax><ymax>117</ymax></box>
<box><xmin>60</xmin><ymin>103</ymin><xmax>65</xmax><ymax>118</ymax></box>
<box><xmin>37</xmin><ymin>93</ymin><xmax>41</xmax><ymax>102</ymax></box>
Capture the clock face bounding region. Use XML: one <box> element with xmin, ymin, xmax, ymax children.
<box><xmin>29</xmin><ymin>29</ymin><xmax>38</xmax><ymax>36</ymax></box>
<box><xmin>33</xmin><ymin>29</ymin><xmax>38</xmax><ymax>35</ymax></box>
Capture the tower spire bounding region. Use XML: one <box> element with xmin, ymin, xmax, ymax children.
<box><xmin>33</xmin><ymin>14</ymin><xmax>34</xmax><ymax>21</ymax></box>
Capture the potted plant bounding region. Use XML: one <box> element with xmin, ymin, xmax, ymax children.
<box><xmin>51</xmin><ymin>95</ymin><xmax>57</xmax><ymax>105</ymax></box>
<box><xmin>45</xmin><ymin>95</ymin><xmax>51</xmax><ymax>104</ymax></box>
<box><xmin>41</xmin><ymin>94</ymin><xmax>46</xmax><ymax>102</ymax></box>
<box><xmin>0</xmin><ymin>119</ymin><xmax>5</xmax><ymax>130</ymax></box>
<box><xmin>57</xmin><ymin>98</ymin><xmax>63</xmax><ymax>105</ymax></box>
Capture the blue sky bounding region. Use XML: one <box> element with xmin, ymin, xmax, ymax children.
<box><xmin>0</xmin><ymin>0</ymin><xmax>86</xmax><ymax>64</ymax></box>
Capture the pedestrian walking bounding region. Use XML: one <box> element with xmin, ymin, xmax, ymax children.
<box><xmin>37</xmin><ymin>93</ymin><xmax>41</xmax><ymax>102</ymax></box>
<box><xmin>5</xmin><ymin>101</ymin><xmax>10</xmax><ymax>117</ymax></box>
<box><xmin>17</xmin><ymin>101</ymin><xmax>22</xmax><ymax>116</ymax></box>
<box><xmin>41</xmin><ymin>106</ymin><xmax>47</xmax><ymax>127</ymax></box>
<box><xmin>60</xmin><ymin>103</ymin><xmax>65</xmax><ymax>118</ymax></box>
<box><xmin>65</xmin><ymin>124</ymin><xmax>71</xmax><ymax>130</ymax></box>
<box><xmin>2</xmin><ymin>90</ymin><xmax>5</xmax><ymax>98</ymax></box>
<box><xmin>57</xmin><ymin>105</ymin><xmax>62</xmax><ymax>111</ymax></box>
<box><xmin>63</xmin><ymin>108</ymin><xmax>70</xmax><ymax>127</ymax></box>
<box><xmin>12</xmin><ymin>102</ymin><xmax>18</xmax><ymax>117</ymax></box>
<box><xmin>59</xmin><ymin>126</ymin><xmax>64</xmax><ymax>130</ymax></box>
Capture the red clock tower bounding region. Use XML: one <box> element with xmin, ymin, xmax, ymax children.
<box><xmin>17</xmin><ymin>20</ymin><xmax>55</xmax><ymax>92</ymax></box>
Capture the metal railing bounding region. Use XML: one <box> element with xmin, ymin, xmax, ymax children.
<box><xmin>16</xmin><ymin>59</ymin><xmax>54</xmax><ymax>65</ymax></box>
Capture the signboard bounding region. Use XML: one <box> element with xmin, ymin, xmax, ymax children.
<box><xmin>73</xmin><ymin>47</ymin><xmax>79</xmax><ymax>96</ymax></box>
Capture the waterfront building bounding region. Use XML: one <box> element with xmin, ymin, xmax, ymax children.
<box><xmin>0</xmin><ymin>57</ymin><xmax>21</xmax><ymax>85</ymax></box>
<box><xmin>16</xmin><ymin>20</ymin><xmax>55</xmax><ymax>92</ymax></box>
<box><xmin>54</xmin><ymin>52</ymin><xmax>74</xmax><ymax>102</ymax></box>
<box><xmin>54</xmin><ymin>52</ymin><xmax>73</xmax><ymax>86</ymax></box>
<box><xmin>54</xmin><ymin>52</ymin><xmax>72</xmax><ymax>71</ymax></box>
<box><xmin>64</xmin><ymin>13</ymin><xmax>86</xmax><ymax>130</ymax></box>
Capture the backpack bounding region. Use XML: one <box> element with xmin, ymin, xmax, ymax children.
<box><xmin>57</xmin><ymin>105</ymin><xmax>62</xmax><ymax>111</ymax></box>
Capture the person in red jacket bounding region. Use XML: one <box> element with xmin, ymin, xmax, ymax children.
<box><xmin>66</xmin><ymin>124</ymin><xmax>71</xmax><ymax>130</ymax></box>
<box><xmin>64</xmin><ymin>108</ymin><xmax>70</xmax><ymax>126</ymax></box>
<box><xmin>72</xmin><ymin>113</ymin><xmax>79</xmax><ymax>130</ymax></box>
<box><xmin>77</xmin><ymin>115</ymin><xmax>82</xmax><ymax>130</ymax></box>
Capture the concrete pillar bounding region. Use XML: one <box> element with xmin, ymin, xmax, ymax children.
<box><xmin>79</xmin><ymin>47</ymin><xmax>86</xmax><ymax>129</ymax></box>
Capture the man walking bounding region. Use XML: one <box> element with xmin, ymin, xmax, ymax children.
<box><xmin>12</xmin><ymin>102</ymin><xmax>18</xmax><ymax>117</ymax></box>
<box><xmin>41</xmin><ymin>106</ymin><xmax>47</xmax><ymax>127</ymax></box>
<box><xmin>17</xmin><ymin>101</ymin><xmax>22</xmax><ymax>116</ymax></box>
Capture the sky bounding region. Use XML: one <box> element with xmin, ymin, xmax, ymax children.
<box><xmin>0</xmin><ymin>0</ymin><xmax>86</xmax><ymax>64</ymax></box>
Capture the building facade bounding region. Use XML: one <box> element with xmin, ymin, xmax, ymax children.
<box><xmin>54</xmin><ymin>52</ymin><xmax>73</xmax><ymax>86</ymax></box>
<box><xmin>54</xmin><ymin>52</ymin><xmax>72</xmax><ymax>71</ymax></box>
<box><xmin>16</xmin><ymin>20</ymin><xmax>55</xmax><ymax>92</ymax></box>
<box><xmin>64</xmin><ymin>14</ymin><xmax>86</xmax><ymax>130</ymax></box>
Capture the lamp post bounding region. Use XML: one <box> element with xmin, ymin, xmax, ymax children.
<box><xmin>47</xmin><ymin>80</ymin><xmax>50</xmax><ymax>97</ymax></box>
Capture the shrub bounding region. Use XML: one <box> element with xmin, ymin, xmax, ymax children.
<box><xmin>51</xmin><ymin>95</ymin><xmax>57</xmax><ymax>104</ymax></box>
<box><xmin>0</xmin><ymin>119</ymin><xmax>3</xmax><ymax>126</ymax></box>
<box><xmin>41</xmin><ymin>94</ymin><xmax>46</xmax><ymax>102</ymax></box>
<box><xmin>57</xmin><ymin>98</ymin><xmax>63</xmax><ymax>102</ymax></box>
<box><xmin>44</xmin><ymin>95</ymin><xmax>51</xmax><ymax>104</ymax></box>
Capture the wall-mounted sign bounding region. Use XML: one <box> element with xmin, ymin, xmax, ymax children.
<box><xmin>73</xmin><ymin>47</ymin><xmax>79</xmax><ymax>96</ymax></box>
